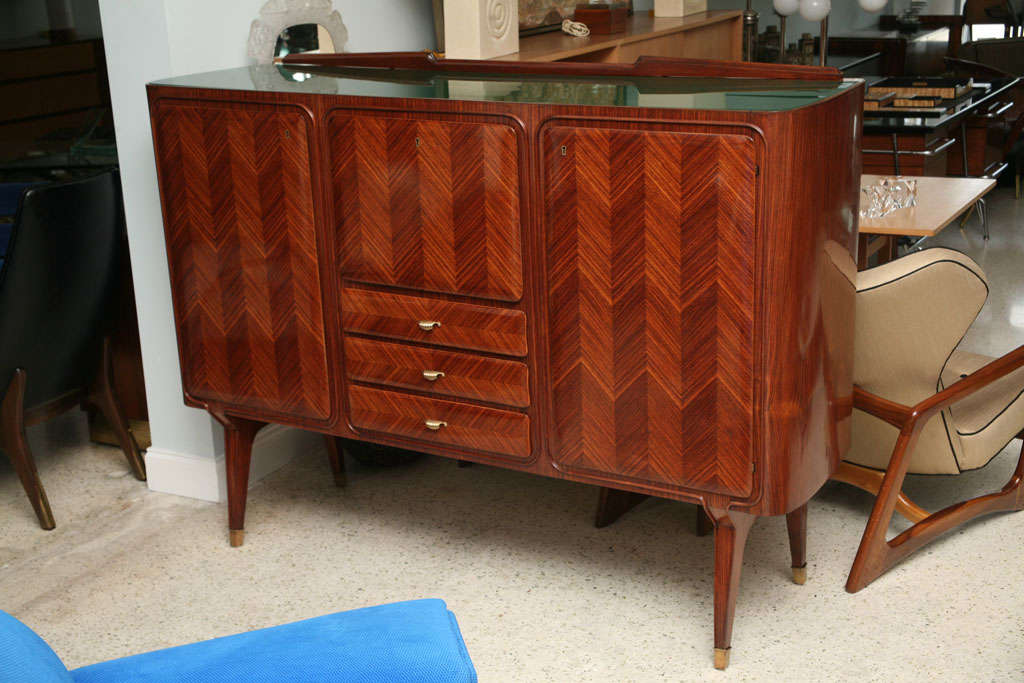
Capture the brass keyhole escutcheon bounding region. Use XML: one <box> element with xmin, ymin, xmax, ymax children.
<box><xmin>560</xmin><ymin>145</ymin><xmax>567</xmax><ymax>157</ymax></box>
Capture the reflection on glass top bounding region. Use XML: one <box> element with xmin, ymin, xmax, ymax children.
<box><xmin>151</xmin><ymin>64</ymin><xmax>858</xmax><ymax>113</ymax></box>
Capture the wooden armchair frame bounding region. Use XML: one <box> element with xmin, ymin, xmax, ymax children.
<box><xmin>845</xmin><ymin>344</ymin><xmax>1024</xmax><ymax>593</ymax></box>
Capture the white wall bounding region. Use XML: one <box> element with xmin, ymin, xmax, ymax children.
<box><xmin>98</xmin><ymin>0</ymin><xmax>437</xmax><ymax>502</ymax></box>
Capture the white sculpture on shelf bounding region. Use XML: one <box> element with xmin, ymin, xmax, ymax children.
<box><xmin>247</xmin><ymin>0</ymin><xmax>349</xmax><ymax>65</ymax></box>
<box><xmin>444</xmin><ymin>0</ymin><xmax>519</xmax><ymax>59</ymax></box>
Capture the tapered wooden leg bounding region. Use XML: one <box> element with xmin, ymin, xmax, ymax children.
<box><xmin>323</xmin><ymin>436</ymin><xmax>347</xmax><ymax>487</ymax></box>
<box><xmin>87</xmin><ymin>338</ymin><xmax>145</xmax><ymax>481</ymax></box>
<box><xmin>594</xmin><ymin>487</ymin><xmax>649</xmax><ymax>528</ymax></box>
<box><xmin>216</xmin><ymin>415</ymin><xmax>264</xmax><ymax>547</ymax></box>
<box><xmin>786</xmin><ymin>504</ymin><xmax>807</xmax><ymax>585</ymax></box>
<box><xmin>1</xmin><ymin>370</ymin><xmax>55</xmax><ymax>529</ymax></box>
<box><xmin>708</xmin><ymin>507</ymin><xmax>756</xmax><ymax>670</ymax></box>
<box><xmin>695</xmin><ymin>506</ymin><xmax>714</xmax><ymax>536</ymax></box>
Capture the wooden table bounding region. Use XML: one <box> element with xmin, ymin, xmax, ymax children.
<box><xmin>857</xmin><ymin>174</ymin><xmax>996</xmax><ymax>268</ymax></box>
<box><xmin>503</xmin><ymin>11</ymin><xmax>742</xmax><ymax>63</ymax></box>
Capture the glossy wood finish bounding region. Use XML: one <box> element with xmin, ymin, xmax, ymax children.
<box><xmin>151</xmin><ymin>99</ymin><xmax>332</xmax><ymax>422</ymax></box>
<box><xmin>846</xmin><ymin>345</ymin><xmax>1024</xmax><ymax>593</ymax></box>
<box><xmin>341</xmin><ymin>288</ymin><xmax>528</xmax><ymax>357</ymax></box>
<box><xmin>831</xmin><ymin>461</ymin><xmax>928</xmax><ymax>523</ymax></box>
<box><xmin>545</xmin><ymin>122</ymin><xmax>756</xmax><ymax>496</ymax></box>
<box><xmin>329</xmin><ymin>112</ymin><xmax>524</xmax><ymax>301</ymax></box>
<box><xmin>344</xmin><ymin>337</ymin><xmax>530</xmax><ymax>408</ymax></box>
<box><xmin>282</xmin><ymin>50</ymin><xmax>842</xmax><ymax>81</ymax></box>
<box><xmin>214</xmin><ymin>413</ymin><xmax>265</xmax><ymax>547</ymax></box>
<box><xmin>148</xmin><ymin>58</ymin><xmax>861</xmax><ymax>668</ymax></box>
<box><xmin>348</xmin><ymin>385</ymin><xmax>531</xmax><ymax>460</ymax></box>
<box><xmin>708</xmin><ymin>507</ymin><xmax>755</xmax><ymax>670</ymax></box>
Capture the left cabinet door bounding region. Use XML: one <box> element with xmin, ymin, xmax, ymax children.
<box><xmin>151</xmin><ymin>100</ymin><xmax>332</xmax><ymax>421</ymax></box>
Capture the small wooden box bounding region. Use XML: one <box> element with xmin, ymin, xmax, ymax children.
<box><xmin>574</xmin><ymin>4</ymin><xmax>629</xmax><ymax>34</ymax></box>
<box><xmin>655</xmin><ymin>0</ymin><xmax>708</xmax><ymax>16</ymax></box>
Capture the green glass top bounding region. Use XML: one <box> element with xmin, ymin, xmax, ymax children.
<box><xmin>151</xmin><ymin>64</ymin><xmax>858</xmax><ymax>113</ymax></box>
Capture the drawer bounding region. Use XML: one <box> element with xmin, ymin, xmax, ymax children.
<box><xmin>348</xmin><ymin>385</ymin><xmax>531</xmax><ymax>460</ymax></box>
<box><xmin>345</xmin><ymin>337</ymin><xmax>530</xmax><ymax>408</ymax></box>
<box><xmin>342</xmin><ymin>288</ymin><xmax>527</xmax><ymax>357</ymax></box>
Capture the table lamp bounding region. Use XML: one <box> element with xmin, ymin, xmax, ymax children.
<box><xmin>772</xmin><ymin>0</ymin><xmax>799</xmax><ymax>63</ymax></box>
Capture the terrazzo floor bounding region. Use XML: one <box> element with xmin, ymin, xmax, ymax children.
<box><xmin>2</xmin><ymin>189</ymin><xmax>1023</xmax><ymax>681</ymax></box>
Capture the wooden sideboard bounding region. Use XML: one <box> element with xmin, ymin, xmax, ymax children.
<box><xmin>146</xmin><ymin>54</ymin><xmax>861</xmax><ymax>669</ymax></box>
<box><xmin>503</xmin><ymin>11</ymin><xmax>743</xmax><ymax>63</ymax></box>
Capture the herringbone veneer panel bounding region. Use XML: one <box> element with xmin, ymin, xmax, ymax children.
<box><xmin>154</xmin><ymin>101</ymin><xmax>331</xmax><ymax>419</ymax></box>
<box><xmin>328</xmin><ymin>113</ymin><xmax>523</xmax><ymax>301</ymax></box>
<box><xmin>544</xmin><ymin>125</ymin><xmax>756</xmax><ymax>496</ymax></box>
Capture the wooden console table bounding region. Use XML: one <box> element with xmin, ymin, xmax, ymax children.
<box><xmin>504</xmin><ymin>11</ymin><xmax>742</xmax><ymax>63</ymax></box>
<box><xmin>146</xmin><ymin>53</ymin><xmax>859</xmax><ymax>669</ymax></box>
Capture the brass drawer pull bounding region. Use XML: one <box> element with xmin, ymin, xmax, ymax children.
<box><xmin>424</xmin><ymin>419</ymin><xmax>448</xmax><ymax>431</ymax></box>
<box><xmin>417</xmin><ymin>320</ymin><xmax>442</xmax><ymax>331</ymax></box>
<box><xmin>422</xmin><ymin>370</ymin><xmax>445</xmax><ymax>381</ymax></box>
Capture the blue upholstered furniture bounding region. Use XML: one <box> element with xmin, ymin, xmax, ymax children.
<box><xmin>0</xmin><ymin>599</ymin><xmax>476</xmax><ymax>682</ymax></box>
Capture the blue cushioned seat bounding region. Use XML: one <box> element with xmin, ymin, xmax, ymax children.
<box><xmin>1</xmin><ymin>599</ymin><xmax>476</xmax><ymax>683</ymax></box>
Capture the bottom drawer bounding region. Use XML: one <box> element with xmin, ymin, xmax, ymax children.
<box><xmin>348</xmin><ymin>385</ymin><xmax>530</xmax><ymax>460</ymax></box>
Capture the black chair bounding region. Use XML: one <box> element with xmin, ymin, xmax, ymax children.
<box><xmin>0</xmin><ymin>170</ymin><xmax>145</xmax><ymax>529</ymax></box>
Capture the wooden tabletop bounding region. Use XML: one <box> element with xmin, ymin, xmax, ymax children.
<box><xmin>503</xmin><ymin>10</ymin><xmax>741</xmax><ymax>62</ymax></box>
<box><xmin>857</xmin><ymin>174</ymin><xmax>997</xmax><ymax>237</ymax></box>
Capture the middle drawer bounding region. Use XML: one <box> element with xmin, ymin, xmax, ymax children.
<box><xmin>344</xmin><ymin>337</ymin><xmax>529</xmax><ymax>408</ymax></box>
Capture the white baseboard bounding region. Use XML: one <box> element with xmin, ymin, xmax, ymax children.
<box><xmin>144</xmin><ymin>425</ymin><xmax>324</xmax><ymax>502</ymax></box>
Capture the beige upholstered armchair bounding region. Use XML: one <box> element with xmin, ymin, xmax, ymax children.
<box><xmin>834</xmin><ymin>248</ymin><xmax>1024</xmax><ymax>592</ymax></box>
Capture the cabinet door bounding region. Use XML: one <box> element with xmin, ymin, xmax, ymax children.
<box><xmin>544</xmin><ymin>123</ymin><xmax>757</xmax><ymax>497</ymax></box>
<box><xmin>152</xmin><ymin>100</ymin><xmax>331</xmax><ymax>421</ymax></box>
<box><xmin>327</xmin><ymin>112</ymin><xmax>523</xmax><ymax>301</ymax></box>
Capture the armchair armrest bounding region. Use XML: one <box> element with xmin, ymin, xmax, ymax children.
<box><xmin>854</xmin><ymin>344</ymin><xmax>1024</xmax><ymax>432</ymax></box>
<box><xmin>943</xmin><ymin>56</ymin><xmax>1013</xmax><ymax>78</ymax></box>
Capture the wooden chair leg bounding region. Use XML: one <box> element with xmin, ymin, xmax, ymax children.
<box><xmin>846</xmin><ymin>434</ymin><xmax>1024</xmax><ymax>593</ymax></box>
<box><xmin>594</xmin><ymin>486</ymin><xmax>648</xmax><ymax>528</ymax></box>
<box><xmin>785</xmin><ymin>504</ymin><xmax>807</xmax><ymax>585</ymax></box>
<box><xmin>832</xmin><ymin>461</ymin><xmax>929</xmax><ymax>523</ymax></box>
<box><xmin>707</xmin><ymin>506</ymin><xmax>755</xmax><ymax>670</ymax></box>
<box><xmin>214</xmin><ymin>414</ymin><xmax>264</xmax><ymax>547</ymax></box>
<box><xmin>87</xmin><ymin>338</ymin><xmax>146</xmax><ymax>481</ymax></box>
<box><xmin>1</xmin><ymin>369</ymin><xmax>56</xmax><ymax>530</ymax></box>
<box><xmin>323</xmin><ymin>436</ymin><xmax>347</xmax><ymax>487</ymax></box>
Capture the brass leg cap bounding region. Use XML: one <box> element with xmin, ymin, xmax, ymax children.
<box><xmin>714</xmin><ymin>648</ymin><xmax>730</xmax><ymax>670</ymax></box>
<box><xmin>792</xmin><ymin>565</ymin><xmax>807</xmax><ymax>585</ymax></box>
<box><xmin>229</xmin><ymin>529</ymin><xmax>245</xmax><ymax>547</ymax></box>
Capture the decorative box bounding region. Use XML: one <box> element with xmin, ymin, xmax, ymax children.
<box><xmin>573</xmin><ymin>3</ymin><xmax>629</xmax><ymax>34</ymax></box>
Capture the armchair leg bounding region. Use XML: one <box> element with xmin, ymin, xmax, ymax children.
<box><xmin>832</xmin><ymin>461</ymin><xmax>929</xmax><ymax>523</ymax></box>
<box><xmin>846</xmin><ymin>434</ymin><xmax>1024</xmax><ymax>593</ymax></box>
<box><xmin>1</xmin><ymin>369</ymin><xmax>55</xmax><ymax>529</ymax></box>
<box><xmin>87</xmin><ymin>338</ymin><xmax>146</xmax><ymax>481</ymax></box>
<box><xmin>785</xmin><ymin>504</ymin><xmax>807</xmax><ymax>585</ymax></box>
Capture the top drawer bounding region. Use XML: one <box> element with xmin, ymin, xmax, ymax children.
<box><xmin>327</xmin><ymin>111</ymin><xmax>524</xmax><ymax>301</ymax></box>
<box><xmin>342</xmin><ymin>288</ymin><xmax>528</xmax><ymax>357</ymax></box>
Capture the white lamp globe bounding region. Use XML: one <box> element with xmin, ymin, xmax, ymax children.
<box><xmin>773</xmin><ymin>0</ymin><xmax>800</xmax><ymax>16</ymax></box>
<box><xmin>799</xmin><ymin>0</ymin><xmax>831</xmax><ymax>21</ymax></box>
<box><xmin>857</xmin><ymin>0</ymin><xmax>888</xmax><ymax>12</ymax></box>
